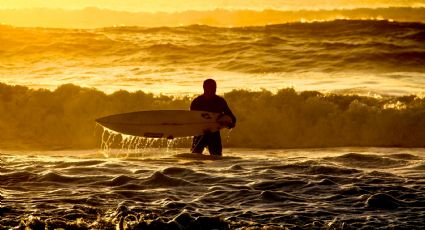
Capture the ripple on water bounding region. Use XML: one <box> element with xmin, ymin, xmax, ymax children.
<box><xmin>0</xmin><ymin>148</ymin><xmax>424</xmax><ymax>229</ymax></box>
<box><xmin>36</xmin><ymin>172</ymin><xmax>83</xmax><ymax>183</ymax></box>
<box><xmin>141</xmin><ymin>171</ymin><xmax>194</xmax><ymax>187</ymax></box>
<box><xmin>325</xmin><ymin>152</ymin><xmax>409</xmax><ymax>168</ymax></box>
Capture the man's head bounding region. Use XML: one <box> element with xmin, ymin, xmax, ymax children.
<box><xmin>203</xmin><ymin>79</ymin><xmax>216</xmax><ymax>98</ymax></box>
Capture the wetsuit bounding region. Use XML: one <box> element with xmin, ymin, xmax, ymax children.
<box><xmin>190</xmin><ymin>95</ymin><xmax>236</xmax><ymax>156</ymax></box>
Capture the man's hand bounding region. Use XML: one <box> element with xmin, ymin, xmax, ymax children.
<box><xmin>228</xmin><ymin>122</ymin><xmax>236</xmax><ymax>129</ymax></box>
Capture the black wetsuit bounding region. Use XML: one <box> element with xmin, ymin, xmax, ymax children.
<box><xmin>190</xmin><ymin>95</ymin><xmax>236</xmax><ymax>155</ymax></box>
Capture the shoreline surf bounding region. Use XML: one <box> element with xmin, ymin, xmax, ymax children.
<box><xmin>1</xmin><ymin>148</ymin><xmax>424</xmax><ymax>229</ymax></box>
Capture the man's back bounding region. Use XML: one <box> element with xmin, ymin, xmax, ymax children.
<box><xmin>191</xmin><ymin>95</ymin><xmax>228</xmax><ymax>113</ymax></box>
<box><xmin>191</xmin><ymin>95</ymin><xmax>236</xmax><ymax>125</ymax></box>
<box><xmin>190</xmin><ymin>79</ymin><xmax>236</xmax><ymax>155</ymax></box>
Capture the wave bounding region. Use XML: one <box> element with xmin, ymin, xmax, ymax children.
<box><xmin>325</xmin><ymin>153</ymin><xmax>410</xmax><ymax>168</ymax></box>
<box><xmin>410</xmin><ymin>164</ymin><xmax>425</xmax><ymax>170</ymax></box>
<box><xmin>142</xmin><ymin>171</ymin><xmax>194</xmax><ymax>187</ymax></box>
<box><xmin>1</xmin><ymin>20</ymin><xmax>424</xmax><ymax>74</ymax></box>
<box><xmin>1</xmin><ymin>148</ymin><xmax>424</xmax><ymax>229</ymax></box>
<box><xmin>387</xmin><ymin>153</ymin><xmax>421</xmax><ymax>160</ymax></box>
<box><xmin>1</xmin><ymin>83</ymin><xmax>425</xmax><ymax>149</ymax></box>
<box><xmin>365</xmin><ymin>193</ymin><xmax>403</xmax><ymax>209</ymax></box>
<box><xmin>0</xmin><ymin>171</ymin><xmax>37</xmax><ymax>184</ymax></box>
<box><xmin>267</xmin><ymin>162</ymin><xmax>361</xmax><ymax>175</ymax></box>
<box><xmin>37</xmin><ymin>172</ymin><xmax>83</xmax><ymax>183</ymax></box>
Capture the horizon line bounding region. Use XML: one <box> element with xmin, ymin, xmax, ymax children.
<box><xmin>2</xmin><ymin>18</ymin><xmax>423</xmax><ymax>30</ymax></box>
<box><xmin>1</xmin><ymin>7</ymin><xmax>424</xmax><ymax>28</ymax></box>
<box><xmin>1</xmin><ymin>5</ymin><xmax>425</xmax><ymax>13</ymax></box>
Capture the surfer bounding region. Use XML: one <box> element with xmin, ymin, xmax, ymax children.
<box><xmin>190</xmin><ymin>79</ymin><xmax>236</xmax><ymax>156</ymax></box>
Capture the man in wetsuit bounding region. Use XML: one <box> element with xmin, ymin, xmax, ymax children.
<box><xmin>190</xmin><ymin>79</ymin><xmax>236</xmax><ymax>156</ymax></box>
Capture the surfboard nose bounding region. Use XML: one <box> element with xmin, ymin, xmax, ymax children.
<box><xmin>95</xmin><ymin>117</ymin><xmax>106</xmax><ymax>125</ymax></box>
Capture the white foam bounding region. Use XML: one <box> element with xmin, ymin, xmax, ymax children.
<box><xmin>99</xmin><ymin>126</ymin><xmax>193</xmax><ymax>158</ymax></box>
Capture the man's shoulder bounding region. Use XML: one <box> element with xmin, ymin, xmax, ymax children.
<box><xmin>211</xmin><ymin>94</ymin><xmax>224</xmax><ymax>100</ymax></box>
<box><xmin>192</xmin><ymin>95</ymin><xmax>226</xmax><ymax>103</ymax></box>
<box><xmin>192</xmin><ymin>95</ymin><xmax>205</xmax><ymax>102</ymax></box>
<box><xmin>214</xmin><ymin>95</ymin><xmax>227</xmax><ymax>103</ymax></box>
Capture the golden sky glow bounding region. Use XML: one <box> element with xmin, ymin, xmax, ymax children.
<box><xmin>0</xmin><ymin>1</ymin><xmax>424</xmax><ymax>28</ymax></box>
<box><xmin>1</xmin><ymin>7</ymin><xmax>425</xmax><ymax>28</ymax></box>
<box><xmin>0</xmin><ymin>0</ymin><xmax>424</xmax><ymax>12</ymax></box>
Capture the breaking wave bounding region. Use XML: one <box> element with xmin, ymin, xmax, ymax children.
<box><xmin>1</xmin><ymin>83</ymin><xmax>424</xmax><ymax>149</ymax></box>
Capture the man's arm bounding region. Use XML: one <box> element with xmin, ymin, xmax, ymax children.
<box><xmin>222</xmin><ymin>100</ymin><xmax>236</xmax><ymax>128</ymax></box>
<box><xmin>190</xmin><ymin>97</ymin><xmax>199</xmax><ymax>111</ymax></box>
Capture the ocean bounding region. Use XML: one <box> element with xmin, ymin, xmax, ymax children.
<box><xmin>1</xmin><ymin>20</ymin><xmax>425</xmax><ymax>95</ymax></box>
<box><xmin>1</xmin><ymin>19</ymin><xmax>425</xmax><ymax>229</ymax></box>
<box><xmin>1</xmin><ymin>148</ymin><xmax>424</xmax><ymax>229</ymax></box>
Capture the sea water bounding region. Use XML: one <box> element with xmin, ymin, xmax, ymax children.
<box><xmin>0</xmin><ymin>148</ymin><xmax>424</xmax><ymax>229</ymax></box>
<box><xmin>1</xmin><ymin>19</ymin><xmax>425</xmax><ymax>150</ymax></box>
<box><xmin>1</xmin><ymin>20</ymin><xmax>424</xmax><ymax>96</ymax></box>
<box><xmin>1</xmin><ymin>18</ymin><xmax>425</xmax><ymax>229</ymax></box>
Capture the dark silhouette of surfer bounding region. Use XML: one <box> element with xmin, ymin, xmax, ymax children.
<box><xmin>190</xmin><ymin>79</ymin><xmax>236</xmax><ymax>156</ymax></box>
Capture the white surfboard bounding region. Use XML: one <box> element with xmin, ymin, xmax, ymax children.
<box><xmin>95</xmin><ymin>110</ymin><xmax>232</xmax><ymax>139</ymax></box>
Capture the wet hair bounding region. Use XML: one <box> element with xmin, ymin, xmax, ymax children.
<box><xmin>203</xmin><ymin>79</ymin><xmax>216</xmax><ymax>90</ymax></box>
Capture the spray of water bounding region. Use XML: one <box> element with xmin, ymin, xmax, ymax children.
<box><xmin>99</xmin><ymin>127</ymin><xmax>194</xmax><ymax>158</ymax></box>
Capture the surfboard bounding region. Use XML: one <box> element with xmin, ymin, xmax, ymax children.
<box><xmin>95</xmin><ymin>110</ymin><xmax>232</xmax><ymax>139</ymax></box>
